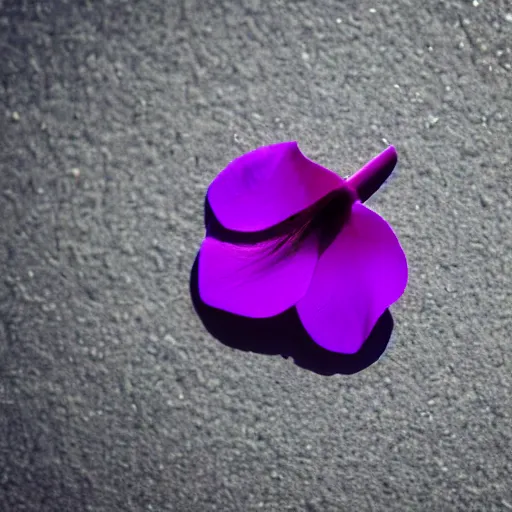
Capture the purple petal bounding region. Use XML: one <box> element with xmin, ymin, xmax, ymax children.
<box><xmin>207</xmin><ymin>141</ymin><xmax>344</xmax><ymax>232</ymax></box>
<box><xmin>347</xmin><ymin>145</ymin><xmax>398</xmax><ymax>203</ymax></box>
<box><xmin>198</xmin><ymin>234</ymin><xmax>319</xmax><ymax>318</ymax></box>
<box><xmin>296</xmin><ymin>202</ymin><xmax>408</xmax><ymax>354</ymax></box>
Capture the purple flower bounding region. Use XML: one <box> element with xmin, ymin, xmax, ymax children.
<box><xmin>197</xmin><ymin>141</ymin><xmax>408</xmax><ymax>354</ymax></box>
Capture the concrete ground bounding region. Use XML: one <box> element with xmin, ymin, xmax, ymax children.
<box><xmin>1</xmin><ymin>0</ymin><xmax>511</xmax><ymax>510</ymax></box>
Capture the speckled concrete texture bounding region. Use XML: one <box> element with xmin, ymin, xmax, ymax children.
<box><xmin>1</xmin><ymin>1</ymin><xmax>511</xmax><ymax>511</ymax></box>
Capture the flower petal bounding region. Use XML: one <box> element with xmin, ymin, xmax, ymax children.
<box><xmin>346</xmin><ymin>145</ymin><xmax>398</xmax><ymax>203</ymax></box>
<box><xmin>198</xmin><ymin>234</ymin><xmax>319</xmax><ymax>318</ymax></box>
<box><xmin>207</xmin><ymin>141</ymin><xmax>344</xmax><ymax>232</ymax></box>
<box><xmin>296</xmin><ymin>202</ymin><xmax>408</xmax><ymax>354</ymax></box>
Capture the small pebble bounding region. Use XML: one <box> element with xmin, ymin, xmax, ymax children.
<box><xmin>427</xmin><ymin>115</ymin><xmax>439</xmax><ymax>128</ymax></box>
<box><xmin>479</xmin><ymin>193</ymin><xmax>491</xmax><ymax>207</ymax></box>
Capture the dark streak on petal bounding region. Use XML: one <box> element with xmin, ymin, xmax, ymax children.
<box><xmin>206</xmin><ymin>184</ymin><xmax>357</xmax><ymax>257</ymax></box>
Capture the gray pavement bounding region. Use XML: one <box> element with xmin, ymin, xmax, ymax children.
<box><xmin>1</xmin><ymin>0</ymin><xmax>511</xmax><ymax>510</ymax></box>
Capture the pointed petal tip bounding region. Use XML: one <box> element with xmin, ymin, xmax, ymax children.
<box><xmin>376</xmin><ymin>144</ymin><xmax>398</xmax><ymax>165</ymax></box>
<box><xmin>346</xmin><ymin>145</ymin><xmax>399</xmax><ymax>202</ymax></box>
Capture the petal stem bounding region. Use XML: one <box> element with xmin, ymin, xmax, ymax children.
<box><xmin>347</xmin><ymin>145</ymin><xmax>398</xmax><ymax>202</ymax></box>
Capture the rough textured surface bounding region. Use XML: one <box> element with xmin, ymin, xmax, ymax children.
<box><xmin>1</xmin><ymin>0</ymin><xmax>511</xmax><ymax>511</ymax></box>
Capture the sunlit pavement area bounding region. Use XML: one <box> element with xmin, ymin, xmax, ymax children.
<box><xmin>1</xmin><ymin>1</ymin><xmax>511</xmax><ymax>510</ymax></box>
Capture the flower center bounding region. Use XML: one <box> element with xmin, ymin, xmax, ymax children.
<box><xmin>291</xmin><ymin>185</ymin><xmax>356</xmax><ymax>254</ymax></box>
